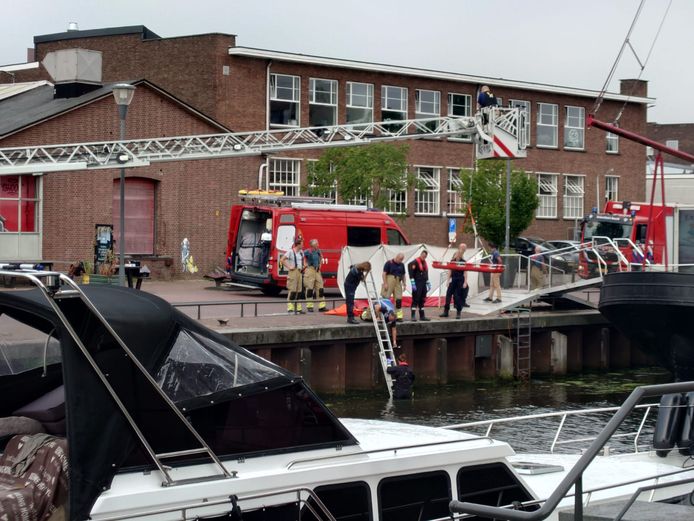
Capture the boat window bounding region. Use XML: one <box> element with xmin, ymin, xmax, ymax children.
<box><xmin>378</xmin><ymin>471</ymin><xmax>450</xmax><ymax>521</ymax></box>
<box><xmin>457</xmin><ymin>462</ymin><xmax>536</xmax><ymax>511</ymax></box>
<box><xmin>386</xmin><ymin>228</ymin><xmax>407</xmax><ymax>246</ymax></box>
<box><xmin>155</xmin><ymin>329</ymin><xmax>281</xmax><ymax>402</ymax></box>
<box><xmin>303</xmin><ymin>481</ymin><xmax>372</xmax><ymax>521</ymax></box>
<box><xmin>0</xmin><ymin>314</ymin><xmax>60</xmax><ymax>376</ymax></box>
<box><xmin>348</xmin><ymin>227</ymin><xmax>381</xmax><ymax>247</ymax></box>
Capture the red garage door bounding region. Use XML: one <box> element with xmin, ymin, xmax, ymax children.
<box><xmin>113</xmin><ymin>178</ymin><xmax>155</xmax><ymax>255</ymax></box>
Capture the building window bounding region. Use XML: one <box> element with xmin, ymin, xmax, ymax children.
<box><xmin>447</xmin><ymin>168</ymin><xmax>467</xmax><ymax>215</ymax></box>
<box><xmin>346</xmin><ymin>190</ymin><xmax>372</xmax><ymax>207</ymax></box>
<box><xmin>112</xmin><ymin>178</ymin><xmax>155</xmax><ymax>255</ymax></box>
<box><xmin>605</xmin><ymin>176</ymin><xmax>619</xmax><ymax>201</ymax></box>
<box><xmin>415</xmin><ymin>89</ymin><xmax>440</xmax><ymax>132</ymax></box>
<box><xmin>0</xmin><ymin>175</ymin><xmax>38</xmax><ymax>233</ymax></box>
<box><xmin>448</xmin><ymin>93</ymin><xmax>472</xmax><ymax>141</ymax></box>
<box><xmin>563</xmin><ymin>175</ymin><xmax>585</xmax><ymax>219</ymax></box>
<box><xmin>537</xmin><ymin>103</ymin><xmax>558</xmax><ymax>148</ymax></box>
<box><xmin>536</xmin><ymin>173</ymin><xmax>558</xmax><ymax>218</ymax></box>
<box><xmin>346</xmin><ymin>82</ymin><xmax>373</xmax><ymax>126</ymax></box>
<box><xmin>268</xmin><ymin>158</ymin><xmax>300</xmax><ymax>196</ymax></box>
<box><xmin>269</xmin><ymin>73</ymin><xmax>300</xmax><ymax>127</ymax></box>
<box><xmin>666</xmin><ymin>139</ymin><xmax>679</xmax><ymax>150</ymax></box>
<box><xmin>309</xmin><ymin>78</ymin><xmax>337</xmax><ymax>127</ymax></box>
<box><xmin>564</xmin><ymin>106</ymin><xmax>585</xmax><ymax>150</ymax></box>
<box><xmin>385</xmin><ymin>176</ymin><xmax>408</xmax><ymax>215</ymax></box>
<box><xmin>382</xmin><ymin>85</ymin><xmax>408</xmax><ymax>131</ymax></box>
<box><xmin>306</xmin><ymin>160</ymin><xmax>337</xmax><ymax>202</ymax></box>
<box><xmin>415</xmin><ymin>167</ymin><xmax>440</xmax><ymax>215</ymax></box>
<box><xmin>606</xmin><ymin>132</ymin><xmax>619</xmax><ymax>154</ymax></box>
<box><xmin>509</xmin><ymin>99</ymin><xmax>531</xmax><ymax>146</ymax></box>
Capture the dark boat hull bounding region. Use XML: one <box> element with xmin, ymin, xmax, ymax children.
<box><xmin>599</xmin><ymin>271</ymin><xmax>694</xmax><ymax>381</ymax></box>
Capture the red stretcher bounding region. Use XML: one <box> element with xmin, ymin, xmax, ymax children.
<box><xmin>432</xmin><ymin>261</ymin><xmax>505</xmax><ymax>273</ymax></box>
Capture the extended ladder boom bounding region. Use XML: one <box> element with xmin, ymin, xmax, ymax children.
<box><xmin>0</xmin><ymin>109</ymin><xmax>527</xmax><ymax>175</ymax></box>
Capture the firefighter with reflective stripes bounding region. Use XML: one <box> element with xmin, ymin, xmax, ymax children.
<box><xmin>408</xmin><ymin>250</ymin><xmax>431</xmax><ymax>322</ymax></box>
<box><xmin>381</xmin><ymin>253</ymin><xmax>406</xmax><ymax>321</ymax></box>
<box><xmin>282</xmin><ymin>236</ymin><xmax>305</xmax><ymax>313</ymax></box>
<box><xmin>303</xmin><ymin>239</ymin><xmax>326</xmax><ymax>312</ymax></box>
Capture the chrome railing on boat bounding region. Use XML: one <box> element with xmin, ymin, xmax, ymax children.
<box><xmin>442</xmin><ymin>403</ymin><xmax>659</xmax><ymax>454</ymax></box>
<box><xmin>449</xmin><ymin>380</ymin><xmax>694</xmax><ymax>521</ymax></box>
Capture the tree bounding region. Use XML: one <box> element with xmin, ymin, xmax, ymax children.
<box><xmin>306</xmin><ymin>143</ymin><xmax>413</xmax><ymax>211</ymax></box>
<box><xmin>458</xmin><ymin>160</ymin><xmax>539</xmax><ymax>249</ymax></box>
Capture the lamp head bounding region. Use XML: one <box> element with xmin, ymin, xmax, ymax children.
<box><xmin>112</xmin><ymin>84</ymin><xmax>136</xmax><ymax>106</ymax></box>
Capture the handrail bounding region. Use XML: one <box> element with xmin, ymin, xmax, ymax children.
<box><xmin>443</xmin><ymin>403</ymin><xmax>658</xmax><ymax>454</ymax></box>
<box><xmin>173</xmin><ymin>297</ymin><xmax>344</xmax><ymax>320</ymax></box>
<box><xmin>449</xmin><ymin>380</ymin><xmax>694</xmax><ymax>520</ymax></box>
<box><xmin>287</xmin><ymin>435</ymin><xmax>494</xmax><ymax>470</ymax></box>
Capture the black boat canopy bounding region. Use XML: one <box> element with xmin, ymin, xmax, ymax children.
<box><xmin>0</xmin><ymin>286</ymin><xmax>355</xmax><ymax>521</ymax></box>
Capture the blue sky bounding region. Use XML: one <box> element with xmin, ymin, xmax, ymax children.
<box><xmin>2</xmin><ymin>0</ymin><xmax>689</xmax><ymax>123</ymax></box>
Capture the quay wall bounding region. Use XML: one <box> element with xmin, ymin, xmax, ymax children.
<box><xmin>222</xmin><ymin>310</ymin><xmax>658</xmax><ymax>394</ymax></box>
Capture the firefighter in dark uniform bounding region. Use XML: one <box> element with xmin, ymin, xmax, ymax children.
<box><xmin>408</xmin><ymin>250</ymin><xmax>430</xmax><ymax>322</ymax></box>
<box><xmin>387</xmin><ymin>354</ymin><xmax>415</xmax><ymax>399</ymax></box>
<box><xmin>303</xmin><ymin>239</ymin><xmax>326</xmax><ymax>311</ymax></box>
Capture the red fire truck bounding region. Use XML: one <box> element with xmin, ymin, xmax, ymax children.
<box><xmin>224</xmin><ymin>195</ymin><xmax>409</xmax><ymax>295</ymax></box>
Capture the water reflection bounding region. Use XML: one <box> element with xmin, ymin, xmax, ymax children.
<box><xmin>323</xmin><ymin>368</ymin><xmax>672</xmax><ymax>452</ymax></box>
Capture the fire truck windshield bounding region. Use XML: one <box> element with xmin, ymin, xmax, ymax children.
<box><xmin>583</xmin><ymin>219</ymin><xmax>633</xmax><ymax>240</ymax></box>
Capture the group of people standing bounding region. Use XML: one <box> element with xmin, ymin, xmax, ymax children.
<box><xmin>281</xmin><ymin>236</ymin><xmax>327</xmax><ymax>313</ymax></box>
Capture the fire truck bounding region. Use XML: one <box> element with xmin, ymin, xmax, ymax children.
<box><xmin>225</xmin><ymin>195</ymin><xmax>409</xmax><ymax>295</ymax></box>
<box><xmin>578</xmin><ymin>116</ymin><xmax>694</xmax><ymax>277</ymax></box>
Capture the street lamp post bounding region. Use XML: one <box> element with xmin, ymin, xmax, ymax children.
<box><xmin>112</xmin><ymin>84</ymin><xmax>136</xmax><ymax>287</ymax></box>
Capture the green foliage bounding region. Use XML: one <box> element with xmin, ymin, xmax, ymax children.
<box><xmin>306</xmin><ymin>143</ymin><xmax>413</xmax><ymax>211</ymax></box>
<box><xmin>458</xmin><ymin>160</ymin><xmax>539</xmax><ymax>248</ymax></box>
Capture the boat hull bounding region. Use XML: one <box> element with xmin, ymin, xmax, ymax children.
<box><xmin>599</xmin><ymin>271</ymin><xmax>694</xmax><ymax>381</ymax></box>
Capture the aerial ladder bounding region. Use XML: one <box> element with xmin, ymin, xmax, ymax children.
<box><xmin>0</xmin><ymin>108</ymin><xmax>527</xmax><ymax>175</ymax></box>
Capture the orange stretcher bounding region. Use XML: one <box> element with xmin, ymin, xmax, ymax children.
<box><xmin>433</xmin><ymin>261</ymin><xmax>505</xmax><ymax>273</ymax></box>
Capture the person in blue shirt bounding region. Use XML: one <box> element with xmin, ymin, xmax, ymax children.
<box><xmin>477</xmin><ymin>85</ymin><xmax>498</xmax><ymax>108</ymax></box>
<box><xmin>361</xmin><ymin>298</ymin><xmax>399</xmax><ymax>347</ymax></box>
<box><xmin>303</xmin><ymin>239</ymin><xmax>326</xmax><ymax>311</ymax></box>
<box><xmin>344</xmin><ymin>262</ymin><xmax>371</xmax><ymax>324</ymax></box>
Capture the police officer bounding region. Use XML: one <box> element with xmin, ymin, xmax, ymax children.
<box><xmin>282</xmin><ymin>236</ymin><xmax>305</xmax><ymax>313</ymax></box>
<box><xmin>408</xmin><ymin>250</ymin><xmax>430</xmax><ymax>322</ymax></box>
<box><xmin>304</xmin><ymin>239</ymin><xmax>326</xmax><ymax>312</ymax></box>
<box><xmin>381</xmin><ymin>252</ymin><xmax>406</xmax><ymax>321</ymax></box>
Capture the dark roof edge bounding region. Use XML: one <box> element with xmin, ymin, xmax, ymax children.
<box><xmin>34</xmin><ymin>25</ymin><xmax>161</xmax><ymax>44</ymax></box>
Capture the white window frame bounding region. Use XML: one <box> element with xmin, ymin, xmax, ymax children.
<box><xmin>269</xmin><ymin>73</ymin><xmax>300</xmax><ymax>128</ymax></box>
<box><xmin>564</xmin><ymin>106</ymin><xmax>585</xmax><ymax>150</ymax></box>
<box><xmin>347</xmin><ymin>190</ymin><xmax>373</xmax><ymax>207</ymax></box>
<box><xmin>563</xmin><ymin>175</ymin><xmax>585</xmax><ymax>219</ymax></box>
<box><xmin>267</xmin><ymin>158</ymin><xmax>301</xmax><ymax>196</ymax></box>
<box><xmin>537</xmin><ymin>103</ymin><xmax>558</xmax><ymax>148</ymax></box>
<box><xmin>606</xmin><ymin>132</ymin><xmax>619</xmax><ymax>154</ymax></box>
<box><xmin>536</xmin><ymin>173</ymin><xmax>558</xmax><ymax>218</ymax></box>
<box><xmin>447</xmin><ymin>168</ymin><xmax>468</xmax><ymax>216</ymax></box>
<box><xmin>447</xmin><ymin>93</ymin><xmax>472</xmax><ymax>142</ymax></box>
<box><xmin>346</xmin><ymin>82</ymin><xmax>374</xmax><ymax>126</ymax></box>
<box><xmin>386</xmin><ymin>186</ymin><xmax>408</xmax><ymax>215</ymax></box>
<box><xmin>414</xmin><ymin>166</ymin><xmax>441</xmax><ymax>216</ymax></box>
<box><xmin>308</xmin><ymin>78</ymin><xmax>338</xmax><ymax>127</ymax></box>
<box><xmin>509</xmin><ymin>99</ymin><xmax>531</xmax><ymax>146</ymax></box>
<box><xmin>415</xmin><ymin>89</ymin><xmax>440</xmax><ymax>117</ymax></box>
<box><xmin>306</xmin><ymin>159</ymin><xmax>337</xmax><ymax>203</ymax></box>
<box><xmin>381</xmin><ymin>85</ymin><xmax>408</xmax><ymax>120</ymax></box>
<box><xmin>605</xmin><ymin>175</ymin><xmax>619</xmax><ymax>202</ymax></box>
<box><xmin>666</xmin><ymin>139</ymin><xmax>679</xmax><ymax>150</ymax></box>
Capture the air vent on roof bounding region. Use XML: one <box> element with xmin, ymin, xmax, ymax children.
<box><xmin>42</xmin><ymin>48</ymin><xmax>102</xmax><ymax>98</ymax></box>
<box><xmin>67</xmin><ymin>22</ymin><xmax>79</xmax><ymax>31</ymax></box>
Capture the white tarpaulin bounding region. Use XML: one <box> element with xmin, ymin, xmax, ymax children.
<box><xmin>337</xmin><ymin>244</ymin><xmax>484</xmax><ymax>305</ymax></box>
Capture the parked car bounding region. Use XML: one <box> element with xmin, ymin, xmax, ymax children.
<box><xmin>509</xmin><ymin>236</ymin><xmax>573</xmax><ymax>273</ymax></box>
<box><xmin>545</xmin><ymin>240</ymin><xmax>581</xmax><ymax>269</ymax></box>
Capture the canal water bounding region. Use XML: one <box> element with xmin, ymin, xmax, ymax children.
<box><xmin>323</xmin><ymin>367</ymin><xmax>672</xmax><ymax>452</ymax></box>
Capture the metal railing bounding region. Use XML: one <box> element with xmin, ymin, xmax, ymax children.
<box><xmin>173</xmin><ymin>297</ymin><xmax>344</xmax><ymax>320</ymax></box>
<box><xmin>449</xmin><ymin>380</ymin><xmax>694</xmax><ymax>521</ymax></box>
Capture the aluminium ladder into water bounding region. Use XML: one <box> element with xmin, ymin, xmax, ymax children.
<box><xmin>363</xmin><ymin>272</ymin><xmax>396</xmax><ymax>398</ymax></box>
<box><xmin>3</xmin><ymin>269</ymin><xmax>232</xmax><ymax>487</ymax></box>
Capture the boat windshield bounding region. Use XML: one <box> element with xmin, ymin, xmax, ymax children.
<box><xmin>0</xmin><ymin>314</ymin><xmax>61</xmax><ymax>376</ymax></box>
<box><xmin>583</xmin><ymin>219</ymin><xmax>633</xmax><ymax>240</ymax></box>
<box><xmin>155</xmin><ymin>327</ymin><xmax>282</xmax><ymax>402</ymax></box>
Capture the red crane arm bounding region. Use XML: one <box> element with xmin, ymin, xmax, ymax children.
<box><xmin>587</xmin><ymin>115</ymin><xmax>694</xmax><ymax>163</ymax></box>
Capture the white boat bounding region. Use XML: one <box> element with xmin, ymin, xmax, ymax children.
<box><xmin>1</xmin><ymin>270</ymin><xmax>693</xmax><ymax>521</ymax></box>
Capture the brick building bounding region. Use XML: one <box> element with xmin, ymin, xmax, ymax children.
<box><xmin>0</xmin><ymin>25</ymin><xmax>651</xmax><ymax>276</ymax></box>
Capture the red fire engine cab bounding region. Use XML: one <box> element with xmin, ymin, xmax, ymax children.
<box><xmin>225</xmin><ymin>194</ymin><xmax>409</xmax><ymax>295</ymax></box>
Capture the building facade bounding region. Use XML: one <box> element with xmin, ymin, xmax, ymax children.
<box><xmin>1</xmin><ymin>25</ymin><xmax>650</xmax><ymax>275</ymax></box>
